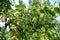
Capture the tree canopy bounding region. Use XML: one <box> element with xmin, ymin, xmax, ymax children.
<box><xmin>0</xmin><ymin>0</ymin><xmax>60</xmax><ymax>40</ymax></box>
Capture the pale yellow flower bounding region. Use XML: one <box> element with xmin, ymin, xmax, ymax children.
<box><xmin>24</xmin><ymin>8</ymin><xmax>28</xmax><ymax>13</ymax></box>
<box><xmin>40</xmin><ymin>13</ymin><xmax>44</xmax><ymax>17</ymax></box>
<box><xmin>10</xmin><ymin>25</ymin><xmax>16</xmax><ymax>29</ymax></box>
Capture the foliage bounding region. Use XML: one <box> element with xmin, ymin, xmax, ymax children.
<box><xmin>0</xmin><ymin>0</ymin><xmax>60</xmax><ymax>40</ymax></box>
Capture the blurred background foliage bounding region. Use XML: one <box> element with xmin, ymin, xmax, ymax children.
<box><xmin>0</xmin><ymin>0</ymin><xmax>60</xmax><ymax>40</ymax></box>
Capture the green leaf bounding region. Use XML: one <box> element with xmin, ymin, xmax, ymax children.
<box><xmin>15</xmin><ymin>4</ymin><xmax>25</xmax><ymax>9</ymax></box>
<box><xmin>47</xmin><ymin>30</ymin><xmax>54</xmax><ymax>38</ymax></box>
<box><xmin>54</xmin><ymin>7</ymin><xmax>60</xmax><ymax>14</ymax></box>
<box><xmin>48</xmin><ymin>10</ymin><xmax>55</xmax><ymax>16</ymax></box>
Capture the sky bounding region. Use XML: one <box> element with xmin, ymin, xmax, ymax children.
<box><xmin>14</xmin><ymin>0</ymin><xmax>60</xmax><ymax>7</ymax></box>
<box><xmin>0</xmin><ymin>0</ymin><xmax>60</xmax><ymax>27</ymax></box>
<box><xmin>55</xmin><ymin>0</ymin><xmax>60</xmax><ymax>2</ymax></box>
<box><xmin>10</xmin><ymin>0</ymin><xmax>60</xmax><ymax>7</ymax></box>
